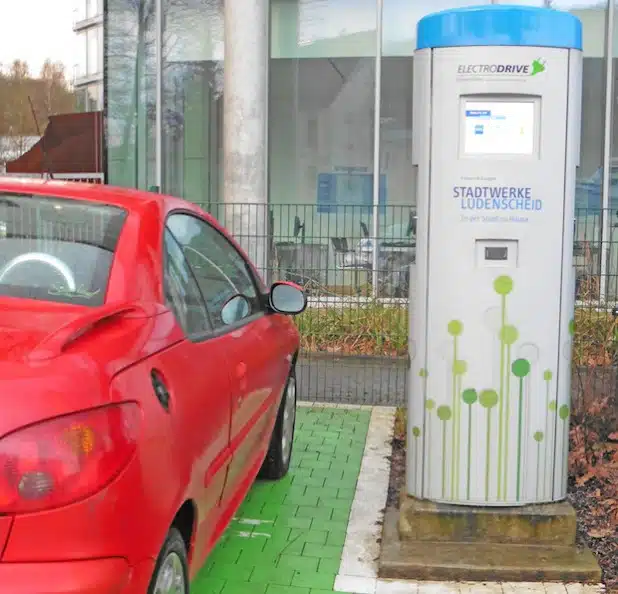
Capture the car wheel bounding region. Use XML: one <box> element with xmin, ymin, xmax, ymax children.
<box><xmin>148</xmin><ymin>527</ymin><xmax>189</xmax><ymax>594</ymax></box>
<box><xmin>260</xmin><ymin>369</ymin><xmax>297</xmax><ymax>480</ymax></box>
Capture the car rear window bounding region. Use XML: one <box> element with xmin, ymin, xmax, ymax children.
<box><xmin>0</xmin><ymin>193</ymin><xmax>127</xmax><ymax>306</ymax></box>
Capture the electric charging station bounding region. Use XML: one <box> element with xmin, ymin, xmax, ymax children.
<box><xmin>407</xmin><ymin>5</ymin><xmax>583</xmax><ymax>506</ymax></box>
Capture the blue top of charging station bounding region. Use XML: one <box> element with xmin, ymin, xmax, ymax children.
<box><xmin>416</xmin><ymin>5</ymin><xmax>582</xmax><ymax>51</ymax></box>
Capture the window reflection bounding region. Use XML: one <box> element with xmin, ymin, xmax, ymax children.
<box><xmin>106</xmin><ymin>0</ymin><xmax>156</xmax><ymax>189</ymax></box>
<box><xmin>161</xmin><ymin>0</ymin><xmax>223</xmax><ymax>205</ymax></box>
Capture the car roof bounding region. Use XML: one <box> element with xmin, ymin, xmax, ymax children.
<box><xmin>0</xmin><ymin>177</ymin><xmax>192</xmax><ymax>215</ymax></box>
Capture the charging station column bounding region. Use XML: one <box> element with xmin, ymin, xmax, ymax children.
<box><xmin>407</xmin><ymin>5</ymin><xmax>582</xmax><ymax>506</ymax></box>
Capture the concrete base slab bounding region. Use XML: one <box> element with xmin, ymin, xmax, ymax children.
<box><xmin>380</xmin><ymin>507</ymin><xmax>602</xmax><ymax>583</ymax></box>
<box><xmin>398</xmin><ymin>495</ymin><xmax>577</xmax><ymax>545</ymax></box>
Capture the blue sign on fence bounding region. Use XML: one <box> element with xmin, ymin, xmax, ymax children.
<box><xmin>316</xmin><ymin>172</ymin><xmax>387</xmax><ymax>214</ymax></box>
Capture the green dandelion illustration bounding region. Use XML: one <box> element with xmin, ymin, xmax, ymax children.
<box><xmin>534</xmin><ymin>430</ymin><xmax>545</xmax><ymax>499</ymax></box>
<box><xmin>412</xmin><ymin>426</ymin><xmax>422</xmax><ymax>493</ymax></box>
<box><xmin>559</xmin><ymin>404</ymin><xmax>570</xmax><ymax>493</ymax></box>
<box><xmin>512</xmin><ymin>358</ymin><xmax>531</xmax><ymax>502</ymax></box>
<box><xmin>493</xmin><ymin>276</ymin><xmax>514</xmax><ymax>502</ymax></box>
<box><xmin>447</xmin><ymin>320</ymin><xmax>464</xmax><ymax>502</ymax></box>
<box><xmin>425</xmin><ymin>398</ymin><xmax>435</xmax><ymax>495</ymax></box>
<box><xmin>479</xmin><ymin>389</ymin><xmax>499</xmax><ymax>502</ymax></box>
<box><xmin>437</xmin><ymin>405</ymin><xmax>453</xmax><ymax>500</ymax></box>
<box><xmin>543</xmin><ymin>370</ymin><xmax>553</xmax><ymax>499</ymax></box>
<box><xmin>498</xmin><ymin>323</ymin><xmax>519</xmax><ymax>500</ymax></box>
<box><xmin>462</xmin><ymin>388</ymin><xmax>478</xmax><ymax>500</ymax></box>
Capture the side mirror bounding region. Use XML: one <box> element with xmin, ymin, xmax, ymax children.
<box><xmin>269</xmin><ymin>282</ymin><xmax>307</xmax><ymax>316</ymax></box>
<box><xmin>221</xmin><ymin>294</ymin><xmax>251</xmax><ymax>325</ymax></box>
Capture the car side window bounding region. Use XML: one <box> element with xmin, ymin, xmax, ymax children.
<box><xmin>166</xmin><ymin>213</ymin><xmax>261</xmax><ymax>330</ymax></box>
<box><xmin>163</xmin><ymin>228</ymin><xmax>212</xmax><ymax>337</ymax></box>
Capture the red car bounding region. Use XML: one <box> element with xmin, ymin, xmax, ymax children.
<box><xmin>0</xmin><ymin>178</ymin><xmax>306</xmax><ymax>593</ymax></box>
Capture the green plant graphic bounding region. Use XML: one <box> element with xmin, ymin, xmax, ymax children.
<box><xmin>493</xmin><ymin>275</ymin><xmax>513</xmax><ymax>501</ymax></box>
<box><xmin>479</xmin><ymin>389</ymin><xmax>498</xmax><ymax>501</ymax></box>
<box><xmin>448</xmin><ymin>319</ymin><xmax>465</xmax><ymax>501</ymax></box>
<box><xmin>436</xmin><ymin>273</ymin><xmax>567</xmax><ymax>504</ymax></box>
<box><xmin>499</xmin><ymin>324</ymin><xmax>518</xmax><ymax>499</ymax></box>
<box><xmin>412</xmin><ymin>426</ymin><xmax>421</xmax><ymax>493</ymax></box>
<box><xmin>462</xmin><ymin>388</ymin><xmax>478</xmax><ymax>500</ymax></box>
<box><xmin>533</xmin><ymin>430</ymin><xmax>545</xmax><ymax>499</ymax></box>
<box><xmin>425</xmin><ymin>398</ymin><xmax>435</xmax><ymax>495</ymax></box>
<box><xmin>559</xmin><ymin>404</ymin><xmax>570</xmax><ymax>489</ymax></box>
<box><xmin>418</xmin><ymin>368</ymin><xmax>428</xmax><ymax>496</ymax></box>
<box><xmin>512</xmin><ymin>358</ymin><xmax>531</xmax><ymax>501</ymax></box>
<box><xmin>543</xmin><ymin>370</ymin><xmax>553</xmax><ymax>499</ymax></box>
<box><xmin>548</xmin><ymin>398</ymin><xmax>558</xmax><ymax>497</ymax></box>
<box><xmin>437</xmin><ymin>405</ymin><xmax>453</xmax><ymax>499</ymax></box>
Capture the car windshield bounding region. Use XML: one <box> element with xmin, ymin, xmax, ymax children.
<box><xmin>0</xmin><ymin>193</ymin><xmax>127</xmax><ymax>306</ymax></box>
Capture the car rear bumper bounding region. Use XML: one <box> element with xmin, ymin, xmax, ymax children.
<box><xmin>0</xmin><ymin>557</ymin><xmax>139</xmax><ymax>594</ymax></box>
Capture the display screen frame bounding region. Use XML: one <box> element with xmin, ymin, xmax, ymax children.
<box><xmin>459</xmin><ymin>95</ymin><xmax>541</xmax><ymax>158</ymax></box>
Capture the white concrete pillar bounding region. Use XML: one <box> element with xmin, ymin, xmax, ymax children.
<box><xmin>223</xmin><ymin>0</ymin><xmax>270</xmax><ymax>283</ymax></box>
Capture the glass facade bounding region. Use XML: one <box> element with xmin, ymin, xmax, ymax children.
<box><xmin>104</xmin><ymin>0</ymin><xmax>617</xmax><ymax>296</ymax></box>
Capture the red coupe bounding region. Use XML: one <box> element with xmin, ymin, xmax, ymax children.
<box><xmin>0</xmin><ymin>178</ymin><xmax>306</xmax><ymax>593</ymax></box>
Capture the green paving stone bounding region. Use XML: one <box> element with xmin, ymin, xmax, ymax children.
<box><xmin>292</xmin><ymin>570</ymin><xmax>337</xmax><ymax>589</ymax></box>
<box><xmin>221</xmin><ymin>582</ymin><xmax>267</xmax><ymax>594</ymax></box>
<box><xmin>277</xmin><ymin>554</ymin><xmax>320</xmax><ymax>573</ymax></box>
<box><xmin>298</xmin><ymin>475</ymin><xmax>326</xmax><ymax>488</ymax></box>
<box><xmin>331</xmin><ymin>507</ymin><xmax>352</xmax><ymax>523</ymax></box>
<box><xmin>325</xmin><ymin>531</ymin><xmax>348</xmax><ymax>547</ymax></box>
<box><xmin>302</xmin><ymin>543</ymin><xmax>342</xmax><ymax>560</ymax></box>
<box><xmin>208</xmin><ymin>562</ymin><xmax>253</xmax><ymax>581</ymax></box>
<box><xmin>273</xmin><ymin>515</ymin><xmax>313</xmax><ymax>530</ymax></box>
<box><xmin>250</xmin><ymin>565</ymin><xmax>296</xmax><ymax>586</ymax></box>
<box><xmin>191</xmin><ymin>407</ymin><xmax>370</xmax><ymax>594</ymax></box>
<box><xmin>318</xmin><ymin>557</ymin><xmax>343</xmax><ymax>575</ymax></box>
<box><xmin>289</xmin><ymin>529</ymin><xmax>328</xmax><ymax>545</ymax></box>
<box><xmin>191</xmin><ymin>575</ymin><xmax>224</xmax><ymax>594</ymax></box>
<box><xmin>285</xmin><ymin>492</ymin><xmax>319</xmax><ymax>506</ymax></box>
<box><xmin>266</xmin><ymin>585</ymin><xmax>311</xmax><ymax>594</ymax></box>
<box><xmin>295</xmin><ymin>505</ymin><xmax>333</xmax><ymax>520</ymax></box>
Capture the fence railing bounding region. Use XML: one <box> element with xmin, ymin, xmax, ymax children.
<box><xmin>198</xmin><ymin>203</ymin><xmax>618</xmax><ymax>413</ymax></box>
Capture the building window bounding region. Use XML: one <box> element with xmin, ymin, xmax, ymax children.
<box><xmin>268</xmin><ymin>0</ymin><xmax>377</xmax><ymax>289</ymax></box>
<box><xmin>160</xmin><ymin>0</ymin><xmax>224</xmax><ymax>206</ymax></box>
<box><xmin>87</xmin><ymin>27</ymin><xmax>100</xmax><ymax>76</ymax></box>
<box><xmin>105</xmin><ymin>0</ymin><xmax>157</xmax><ymax>189</ymax></box>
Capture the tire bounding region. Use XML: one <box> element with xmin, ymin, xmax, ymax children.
<box><xmin>260</xmin><ymin>369</ymin><xmax>297</xmax><ymax>480</ymax></box>
<box><xmin>148</xmin><ymin>527</ymin><xmax>189</xmax><ymax>594</ymax></box>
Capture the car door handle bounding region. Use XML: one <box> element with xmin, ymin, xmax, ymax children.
<box><xmin>151</xmin><ymin>369</ymin><xmax>171</xmax><ymax>412</ymax></box>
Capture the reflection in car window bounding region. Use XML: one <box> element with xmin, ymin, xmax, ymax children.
<box><xmin>0</xmin><ymin>193</ymin><xmax>126</xmax><ymax>306</ymax></box>
<box><xmin>163</xmin><ymin>229</ymin><xmax>212</xmax><ymax>336</ymax></box>
<box><xmin>166</xmin><ymin>214</ymin><xmax>259</xmax><ymax>329</ymax></box>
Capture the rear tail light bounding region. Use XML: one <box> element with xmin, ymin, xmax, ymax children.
<box><xmin>0</xmin><ymin>403</ymin><xmax>140</xmax><ymax>514</ymax></box>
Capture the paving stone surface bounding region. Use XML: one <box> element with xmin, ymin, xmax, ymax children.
<box><xmin>191</xmin><ymin>406</ymin><xmax>371</xmax><ymax>594</ymax></box>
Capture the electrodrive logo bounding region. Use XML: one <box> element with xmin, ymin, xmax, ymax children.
<box><xmin>457</xmin><ymin>58</ymin><xmax>546</xmax><ymax>77</ymax></box>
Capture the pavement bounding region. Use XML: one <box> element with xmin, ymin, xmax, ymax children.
<box><xmin>191</xmin><ymin>403</ymin><xmax>605</xmax><ymax>594</ymax></box>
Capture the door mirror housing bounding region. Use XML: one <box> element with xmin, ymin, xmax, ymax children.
<box><xmin>268</xmin><ymin>282</ymin><xmax>307</xmax><ymax>316</ymax></box>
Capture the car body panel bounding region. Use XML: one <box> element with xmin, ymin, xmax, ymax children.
<box><xmin>0</xmin><ymin>178</ymin><xmax>302</xmax><ymax>591</ymax></box>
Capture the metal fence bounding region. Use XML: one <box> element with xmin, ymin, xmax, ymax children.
<box><xmin>199</xmin><ymin>202</ymin><xmax>618</xmax><ymax>418</ymax></box>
